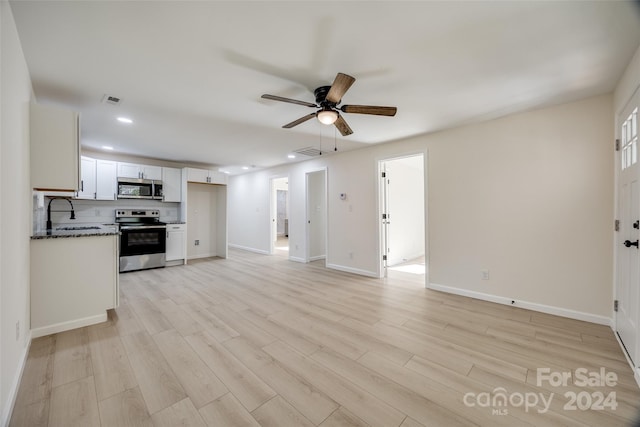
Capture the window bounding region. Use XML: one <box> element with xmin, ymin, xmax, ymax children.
<box><xmin>622</xmin><ymin>107</ymin><xmax>638</xmax><ymax>170</ymax></box>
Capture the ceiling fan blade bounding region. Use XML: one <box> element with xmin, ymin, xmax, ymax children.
<box><xmin>283</xmin><ymin>113</ymin><xmax>317</xmax><ymax>129</ymax></box>
<box><xmin>334</xmin><ymin>115</ymin><xmax>353</xmax><ymax>136</ymax></box>
<box><xmin>326</xmin><ymin>73</ymin><xmax>356</xmax><ymax>104</ymax></box>
<box><xmin>261</xmin><ymin>94</ymin><xmax>317</xmax><ymax>108</ymax></box>
<box><xmin>340</xmin><ymin>105</ymin><xmax>397</xmax><ymax>116</ymax></box>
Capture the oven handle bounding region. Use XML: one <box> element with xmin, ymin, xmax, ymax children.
<box><xmin>120</xmin><ymin>225</ymin><xmax>167</xmax><ymax>231</ymax></box>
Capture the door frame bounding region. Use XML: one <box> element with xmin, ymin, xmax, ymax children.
<box><xmin>376</xmin><ymin>151</ymin><xmax>429</xmax><ymax>287</ymax></box>
<box><xmin>305</xmin><ymin>167</ymin><xmax>328</xmax><ymax>264</ymax></box>
<box><xmin>269</xmin><ymin>175</ymin><xmax>289</xmax><ymax>255</ymax></box>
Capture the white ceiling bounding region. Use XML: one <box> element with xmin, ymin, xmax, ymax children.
<box><xmin>10</xmin><ymin>1</ymin><xmax>640</xmax><ymax>174</ymax></box>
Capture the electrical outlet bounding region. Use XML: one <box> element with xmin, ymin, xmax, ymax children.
<box><xmin>349</xmin><ymin>252</ymin><xmax>354</xmax><ymax>259</ymax></box>
<box><xmin>194</xmin><ymin>240</ymin><xmax>200</xmax><ymax>246</ymax></box>
<box><xmin>15</xmin><ymin>321</ymin><xmax>20</xmax><ymax>340</ymax></box>
<box><xmin>481</xmin><ymin>269</ymin><xmax>490</xmax><ymax>280</ymax></box>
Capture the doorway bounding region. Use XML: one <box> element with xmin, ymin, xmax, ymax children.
<box><xmin>270</xmin><ymin>177</ymin><xmax>289</xmax><ymax>256</ymax></box>
<box><xmin>616</xmin><ymin>86</ymin><xmax>639</xmax><ymax>370</ymax></box>
<box><xmin>306</xmin><ymin>169</ymin><xmax>327</xmax><ymax>265</ymax></box>
<box><xmin>379</xmin><ymin>154</ymin><xmax>427</xmax><ymax>286</ymax></box>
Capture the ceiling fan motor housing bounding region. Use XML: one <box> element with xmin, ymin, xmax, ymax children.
<box><xmin>314</xmin><ymin>86</ymin><xmax>338</xmax><ymax>107</ymax></box>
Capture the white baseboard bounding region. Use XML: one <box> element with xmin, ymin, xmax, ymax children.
<box><xmin>2</xmin><ymin>330</ymin><xmax>32</xmax><ymax>427</ymax></box>
<box><xmin>309</xmin><ymin>255</ymin><xmax>326</xmax><ymax>262</ymax></box>
<box><xmin>326</xmin><ymin>263</ymin><xmax>379</xmax><ymax>278</ymax></box>
<box><xmin>228</xmin><ymin>244</ymin><xmax>270</xmax><ymax>255</ymax></box>
<box><xmin>31</xmin><ymin>313</ymin><xmax>108</xmax><ymax>339</ymax></box>
<box><xmin>289</xmin><ymin>256</ymin><xmax>306</xmax><ymax>263</ymax></box>
<box><xmin>427</xmin><ymin>283</ymin><xmax>612</xmax><ymax>326</ymax></box>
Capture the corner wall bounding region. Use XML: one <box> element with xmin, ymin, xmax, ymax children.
<box><xmin>1</xmin><ymin>2</ymin><xmax>34</xmax><ymax>425</ymax></box>
<box><xmin>229</xmin><ymin>93</ymin><xmax>614</xmax><ymax>321</ymax></box>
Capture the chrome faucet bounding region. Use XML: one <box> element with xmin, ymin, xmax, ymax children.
<box><xmin>46</xmin><ymin>197</ymin><xmax>76</xmax><ymax>230</ymax></box>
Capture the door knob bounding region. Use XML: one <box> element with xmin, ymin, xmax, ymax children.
<box><xmin>624</xmin><ymin>240</ymin><xmax>639</xmax><ymax>248</ymax></box>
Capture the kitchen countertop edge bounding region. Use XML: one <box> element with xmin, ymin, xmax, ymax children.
<box><xmin>31</xmin><ymin>227</ymin><xmax>120</xmax><ymax>240</ymax></box>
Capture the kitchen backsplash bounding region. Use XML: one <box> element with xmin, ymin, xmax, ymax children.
<box><xmin>33</xmin><ymin>193</ymin><xmax>180</xmax><ymax>233</ymax></box>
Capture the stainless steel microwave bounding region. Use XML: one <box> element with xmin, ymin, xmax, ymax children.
<box><xmin>117</xmin><ymin>178</ymin><xmax>163</xmax><ymax>200</ymax></box>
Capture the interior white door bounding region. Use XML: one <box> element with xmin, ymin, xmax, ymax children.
<box><xmin>616</xmin><ymin>88</ymin><xmax>639</xmax><ymax>367</ymax></box>
<box><xmin>381</xmin><ymin>163</ymin><xmax>390</xmax><ymax>274</ymax></box>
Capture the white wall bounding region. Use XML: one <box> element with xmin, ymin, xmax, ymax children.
<box><xmin>1</xmin><ymin>2</ymin><xmax>33</xmax><ymax>425</ymax></box>
<box><xmin>229</xmin><ymin>93</ymin><xmax>614</xmax><ymax>320</ymax></box>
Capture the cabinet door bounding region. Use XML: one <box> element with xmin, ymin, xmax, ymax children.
<box><xmin>143</xmin><ymin>165</ymin><xmax>162</xmax><ymax>180</ymax></box>
<box><xmin>96</xmin><ymin>160</ymin><xmax>117</xmax><ymax>200</ymax></box>
<box><xmin>186</xmin><ymin>167</ymin><xmax>209</xmax><ymax>183</ymax></box>
<box><xmin>117</xmin><ymin>162</ymin><xmax>142</xmax><ymax>179</ymax></box>
<box><xmin>209</xmin><ymin>171</ymin><xmax>228</xmax><ymax>185</ymax></box>
<box><xmin>166</xmin><ymin>227</ymin><xmax>185</xmax><ymax>261</ymax></box>
<box><xmin>77</xmin><ymin>156</ymin><xmax>96</xmax><ymax>199</ymax></box>
<box><xmin>30</xmin><ymin>103</ymin><xmax>80</xmax><ymax>191</ymax></box>
<box><xmin>162</xmin><ymin>167</ymin><xmax>182</xmax><ymax>202</ymax></box>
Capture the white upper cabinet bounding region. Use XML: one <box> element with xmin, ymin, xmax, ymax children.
<box><xmin>142</xmin><ymin>165</ymin><xmax>162</xmax><ymax>180</ymax></box>
<box><xmin>95</xmin><ymin>159</ymin><xmax>117</xmax><ymax>200</ymax></box>
<box><xmin>186</xmin><ymin>167</ymin><xmax>227</xmax><ymax>185</ymax></box>
<box><xmin>30</xmin><ymin>103</ymin><xmax>80</xmax><ymax>191</ymax></box>
<box><xmin>77</xmin><ymin>156</ymin><xmax>97</xmax><ymax>199</ymax></box>
<box><xmin>77</xmin><ymin>156</ymin><xmax>117</xmax><ymax>200</ymax></box>
<box><xmin>117</xmin><ymin>162</ymin><xmax>162</xmax><ymax>180</ymax></box>
<box><xmin>162</xmin><ymin>167</ymin><xmax>182</xmax><ymax>202</ymax></box>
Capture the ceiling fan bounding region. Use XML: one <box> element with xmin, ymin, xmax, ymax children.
<box><xmin>261</xmin><ymin>72</ymin><xmax>397</xmax><ymax>136</ymax></box>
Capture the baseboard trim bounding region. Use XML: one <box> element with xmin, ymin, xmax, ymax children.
<box><xmin>289</xmin><ymin>256</ymin><xmax>306</xmax><ymax>263</ymax></box>
<box><xmin>427</xmin><ymin>283</ymin><xmax>612</xmax><ymax>326</ymax></box>
<box><xmin>30</xmin><ymin>313</ymin><xmax>108</xmax><ymax>339</ymax></box>
<box><xmin>228</xmin><ymin>244</ymin><xmax>270</xmax><ymax>255</ymax></box>
<box><xmin>326</xmin><ymin>263</ymin><xmax>378</xmax><ymax>278</ymax></box>
<box><xmin>2</xmin><ymin>330</ymin><xmax>32</xmax><ymax>427</ymax></box>
<box><xmin>309</xmin><ymin>255</ymin><xmax>326</xmax><ymax>262</ymax></box>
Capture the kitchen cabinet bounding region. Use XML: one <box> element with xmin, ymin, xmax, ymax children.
<box><xmin>117</xmin><ymin>162</ymin><xmax>162</xmax><ymax>180</ymax></box>
<box><xmin>96</xmin><ymin>159</ymin><xmax>117</xmax><ymax>200</ymax></box>
<box><xmin>30</xmin><ymin>102</ymin><xmax>80</xmax><ymax>192</ymax></box>
<box><xmin>186</xmin><ymin>167</ymin><xmax>227</xmax><ymax>185</ymax></box>
<box><xmin>166</xmin><ymin>223</ymin><xmax>186</xmax><ymax>263</ymax></box>
<box><xmin>162</xmin><ymin>167</ymin><xmax>182</xmax><ymax>202</ymax></box>
<box><xmin>77</xmin><ymin>156</ymin><xmax>97</xmax><ymax>199</ymax></box>
<box><xmin>30</xmin><ymin>234</ymin><xmax>119</xmax><ymax>337</ymax></box>
<box><xmin>77</xmin><ymin>156</ymin><xmax>117</xmax><ymax>200</ymax></box>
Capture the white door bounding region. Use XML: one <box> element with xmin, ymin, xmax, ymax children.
<box><xmin>380</xmin><ymin>163</ymin><xmax>390</xmax><ymax>275</ymax></box>
<box><xmin>306</xmin><ymin>170</ymin><xmax>326</xmax><ymax>263</ymax></box>
<box><xmin>616</xmin><ymin>88</ymin><xmax>639</xmax><ymax>366</ymax></box>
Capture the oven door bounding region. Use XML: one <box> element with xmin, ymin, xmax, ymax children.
<box><xmin>119</xmin><ymin>225</ymin><xmax>166</xmax><ymax>272</ymax></box>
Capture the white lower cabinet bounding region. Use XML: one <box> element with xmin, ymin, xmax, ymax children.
<box><xmin>166</xmin><ymin>223</ymin><xmax>186</xmax><ymax>263</ymax></box>
<box><xmin>30</xmin><ymin>234</ymin><xmax>119</xmax><ymax>337</ymax></box>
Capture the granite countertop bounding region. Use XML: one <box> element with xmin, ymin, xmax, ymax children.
<box><xmin>31</xmin><ymin>224</ymin><xmax>120</xmax><ymax>240</ymax></box>
<box><xmin>165</xmin><ymin>221</ymin><xmax>186</xmax><ymax>224</ymax></box>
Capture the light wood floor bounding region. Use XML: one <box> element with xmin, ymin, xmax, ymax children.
<box><xmin>10</xmin><ymin>249</ymin><xmax>640</xmax><ymax>426</ymax></box>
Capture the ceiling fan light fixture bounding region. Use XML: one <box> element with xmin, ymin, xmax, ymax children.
<box><xmin>317</xmin><ymin>109</ymin><xmax>338</xmax><ymax>125</ymax></box>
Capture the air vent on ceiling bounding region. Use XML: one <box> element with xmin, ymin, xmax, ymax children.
<box><xmin>294</xmin><ymin>147</ymin><xmax>323</xmax><ymax>157</ymax></box>
<box><xmin>101</xmin><ymin>94</ymin><xmax>122</xmax><ymax>105</ymax></box>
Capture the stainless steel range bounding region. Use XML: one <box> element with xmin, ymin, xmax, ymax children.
<box><xmin>116</xmin><ymin>209</ymin><xmax>166</xmax><ymax>272</ymax></box>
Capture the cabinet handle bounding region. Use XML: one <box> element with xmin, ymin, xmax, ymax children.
<box><xmin>81</xmin><ymin>180</ymin><xmax>84</xmax><ymax>192</ymax></box>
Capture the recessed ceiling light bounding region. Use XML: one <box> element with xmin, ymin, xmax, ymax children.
<box><xmin>222</xmin><ymin>171</ymin><xmax>230</xmax><ymax>174</ymax></box>
<box><xmin>287</xmin><ymin>154</ymin><xmax>296</xmax><ymax>159</ymax></box>
<box><xmin>101</xmin><ymin>145</ymin><xmax>114</xmax><ymax>150</ymax></box>
<box><xmin>242</xmin><ymin>166</ymin><xmax>249</xmax><ymax>170</ymax></box>
<box><xmin>117</xmin><ymin>117</ymin><xmax>133</xmax><ymax>124</ymax></box>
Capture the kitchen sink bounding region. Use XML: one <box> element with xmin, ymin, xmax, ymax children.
<box><xmin>55</xmin><ymin>226</ymin><xmax>101</xmax><ymax>231</ymax></box>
